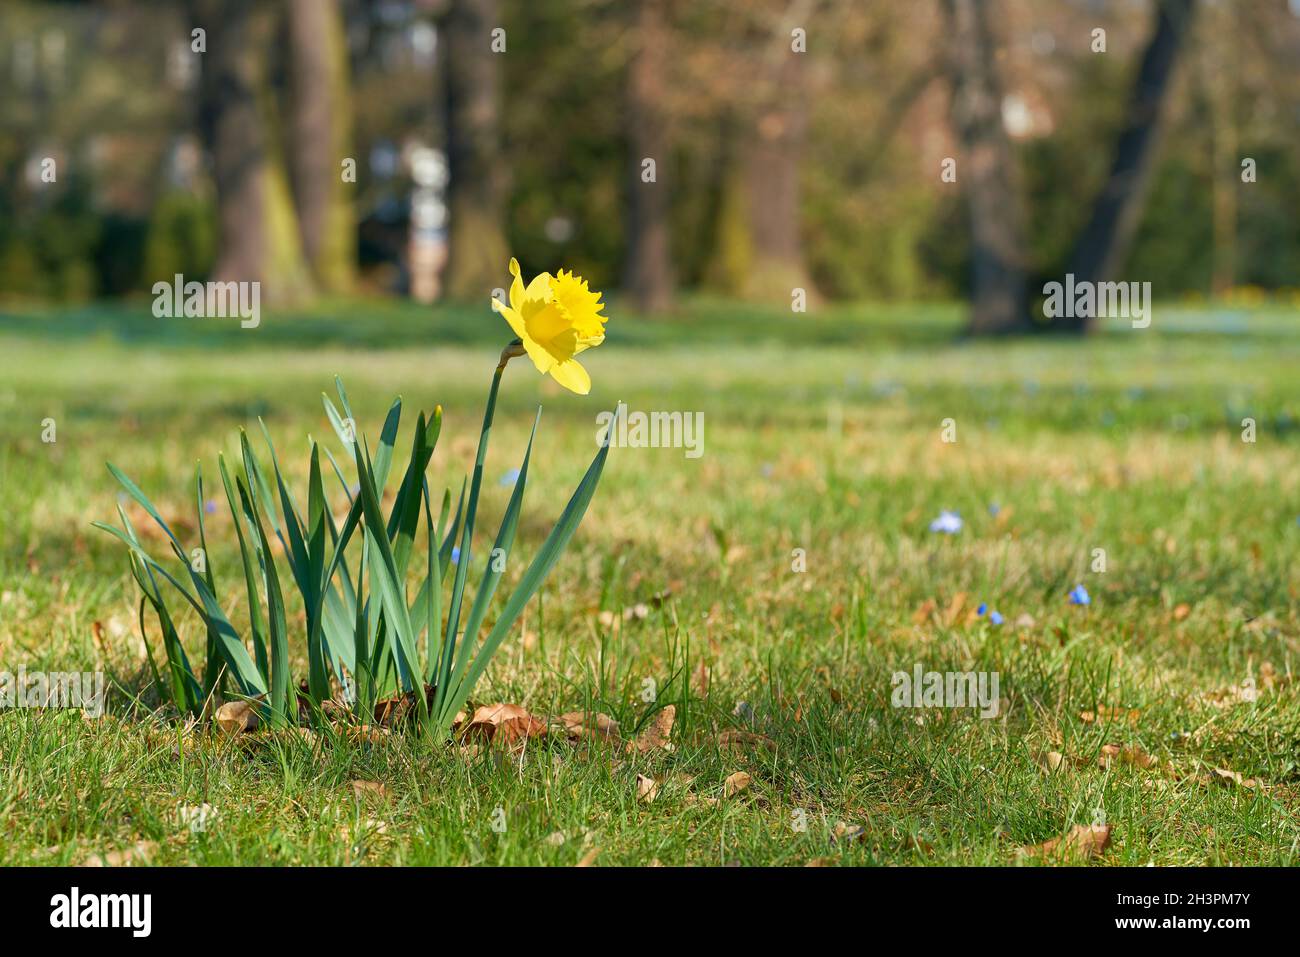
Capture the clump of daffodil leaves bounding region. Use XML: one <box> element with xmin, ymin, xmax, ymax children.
<box><xmin>98</xmin><ymin>260</ymin><xmax>614</xmax><ymax>741</ymax></box>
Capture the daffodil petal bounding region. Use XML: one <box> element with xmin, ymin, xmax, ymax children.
<box><xmin>524</xmin><ymin>272</ymin><xmax>552</xmax><ymax>304</ymax></box>
<box><xmin>548</xmin><ymin>359</ymin><xmax>591</xmax><ymax>395</ymax></box>
<box><xmin>508</xmin><ymin>258</ymin><xmax>525</xmax><ymax>313</ymax></box>
<box><xmin>520</xmin><ymin>334</ymin><xmax>557</xmax><ymax>373</ymax></box>
<box><xmin>573</xmin><ymin>332</ymin><xmax>605</xmax><ymax>355</ymax></box>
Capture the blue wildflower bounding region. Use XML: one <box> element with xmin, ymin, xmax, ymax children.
<box><xmin>929</xmin><ymin>510</ymin><xmax>963</xmax><ymax>534</ymax></box>
<box><xmin>1068</xmin><ymin>584</ymin><xmax>1090</xmax><ymax>606</ymax></box>
<box><xmin>499</xmin><ymin>467</ymin><xmax>521</xmax><ymax>487</ymax></box>
<box><xmin>204</xmin><ymin>499</ymin><xmax>218</xmax><ymax>515</ymax></box>
<box><xmin>451</xmin><ymin>546</ymin><xmax>461</xmax><ymax>565</ymax></box>
<box><xmin>989</xmin><ymin>610</ymin><xmax>1004</xmax><ymax>626</ymax></box>
<box><xmin>977</xmin><ymin>603</ymin><xmax>988</xmax><ymax>616</ymax></box>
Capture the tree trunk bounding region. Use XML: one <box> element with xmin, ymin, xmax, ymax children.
<box><xmin>705</xmin><ymin>42</ymin><xmax>814</xmax><ymax>305</ymax></box>
<box><xmin>1063</xmin><ymin>0</ymin><xmax>1197</xmax><ymax>329</ymax></box>
<box><xmin>944</xmin><ymin>0</ymin><xmax>1030</xmax><ymax>336</ymax></box>
<box><xmin>194</xmin><ymin>0</ymin><xmax>313</xmax><ymax>303</ymax></box>
<box><xmin>740</xmin><ymin>46</ymin><xmax>814</xmax><ymax>304</ymax></box>
<box><xmin>288</xmin><ymin>0</ymin><xmax>355</xmax><ymax>294</ymax></box>
<box><xmin>441</xmin><ymin>0</ymin><xmax>508</xmax><ymax>303</ymax></box>
<box><xmin>623</xmin><ymin>0</ymin><xmax>674</xmax><ymax>314</ymax></box>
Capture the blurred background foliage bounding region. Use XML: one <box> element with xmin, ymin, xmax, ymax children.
<box><xmin>0</xmin><ymin>0</ymin><xmax>1296</xmax><ymax>324</ymax></box>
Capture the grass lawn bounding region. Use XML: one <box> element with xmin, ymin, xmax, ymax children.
<box><xmin>0</xmin><ymin>298</ymin><xmax>1297</xmax><ymax>866</ymax></box>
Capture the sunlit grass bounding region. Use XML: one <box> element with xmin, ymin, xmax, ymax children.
<box><xmin>0</xmin><ymin>301</ymin><xmax>1297</xmax><ymax>865</ymax></box>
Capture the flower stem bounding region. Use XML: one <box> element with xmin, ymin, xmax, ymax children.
<box><xmin>434</xmin><ymin>343</ymin><xmax>517</xmax><ymax>717</ymax></box>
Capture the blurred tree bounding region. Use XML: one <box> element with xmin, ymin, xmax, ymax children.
<box><xmin>287</xmin><ymin>0</ymin><xmax>356</xmax><ymax>294</ymax></box>
<box><xmin>623</xmin><ymin>0</ymin><xmax>675</xmax><ymax>313</ymax></box>
<box><xmin>442</xmin><ymin>0</ymin><xmax>508</xmax><ymax>302</ymax></box>
<box><xmin>193</xmin><ymin>0</ymin><xmax>314</xmax><ymax>302</ymax></box>
<box><xmin>699</xmin><ymin>0</ymin><xmax>817</xmax><ymax>305</ymax></box>
<box><xmin>943</xmin><ymin>0</ymin><xmax>1030</xmax><ymax>335</ymax></box>
<box><xmin>1062</xmin><ymin>0</ymin><xmax>1197</xmax><ymax>331</ymax></box>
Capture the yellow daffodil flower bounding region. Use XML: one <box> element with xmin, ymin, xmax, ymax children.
<box><xmin>492</xmin><ymin>258</ymin><xmax>607</xmax><ymax>395</ymax></box>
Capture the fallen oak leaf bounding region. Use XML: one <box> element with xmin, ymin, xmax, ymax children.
<box><xmin>343</xmin><ymin>724</ymin><xmax>391</xmax><ymax>745</ymax></box>
<box><xmin>628</xmin><ymin>704</ymin><xmax>675</xmax><ymax>753</ymax></box>
<box><xmin>1079</xmin><ymin>706</ymin><xmax>1139</xmax><ymax>726</ymax></box>
<box><xmin>717</xmin><ymin>729</ymin><xmax>777</xmax><ymax>754</ymax></box>
<box><xmin>176</xmin><ymin>803</ymin><xmax>219</xmax><ymax>832</ymax></box>
<box><xmin>1032</xmin><ymin>749</ymin><xmax>1067</xmax><ymax>773</ymax></box>
<box><xmin>1017</xmin><ymin>823</ymin><xmax>1112</xmax><ymax>861</ymax></box>
<box><xmin>215</xmin><ymin>698</ymin><xmax>260</xmax><ymax>735</ymax></box>
<box><xmin>1097</xmin><ymin>743</ymin><xmax>1161</xmax><ymax>770</ymax></box>
<box><xmin>350</xmin><ymin>780</ymin><xmax>388</xmax><ymax>801</ymax></box>
<box><xmin>943</xmin><ymin>591</ymin><xmax>967</xmax><ymax>627</ymax></box>
<box><xmin>911</xmin><ymin>598</ymin><xmax>937</xmax><ymax>625</ymax></box>
<box><xmin>831</xmin><ymin>821</ymin><xmax>866</xmax><ymax>844</ymax></box>
<box><xmin>463</xmin><ymin>703</ymin><xmax>547</xmax><ymax>746</ymax></box>
<box><xmin>555</xmin><ymin>711</ymin><xmax>622</xmax><ymax>746</ymax></box>
<box><xmin>723</xmin><ymin>770</ymin><xmax>751</xmax><ymax>798</ymax></box>
<box><xmin>636</xmin><ymin>774</ymin><xmax>660</xmax><ymax>803</ymax></box>
<box><xmin>1209</xmin><ymin>767</ymin><xmax>1258</xmax><ymax>789</ymax></box>
<box><xmin>81</xmin><ymin>840</ymin><xmax>158</xmax><ymax>867</ymax></box>
<box><xmin>691</xmin><ymin>659</ymin><xmax>711</xmax><ymax>698</ymax></box>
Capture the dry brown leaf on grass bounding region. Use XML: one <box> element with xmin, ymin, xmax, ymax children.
<box><xmin>831</xmin><ymin>822</ymin><xmax>866</xmax><ymax>844</ymax></box>
<box><xmin>1032</xmin><ymin>749</ymin><xmax>1067</xmax><ymax>773</ymax></box>
<box><xmin>1200</xmin><ymin>680</ymin><xmax>1262</xmax><ymax>707</ymax></box>
<box><xmin>1097</xmin><ymin>743</ymin><xmax>1162</xmax><ymax>770</ymax></box>
<box><xmin>1036</xmin><ymin>744</ymin><xmax>1164</xmax><ymax>774</ymax></box>
<box><xmin>1209</xmin><ymin>767</ymin><xmax>1259</xmax><ymax>790</ymax></box>
<box><xmin>176</xmin><ymin>803</ymin><xmax>218</xmax><ymax>832</ymax></box>
<box><xmin>463</xmin><ymin>703</ymin><xmax>548</xmax><ymax>746</ymax></box>
<box><xmin>555</xmin><ymin>711</ymin><xmax>622</xmax><ymax>746</ymax></box>
<box><xmin>636</xmin><ymin>774</ymin><xmax>660</xmax><ymax>803</ymax></box>
<box><xmin>691</xmin><ymin>660</ymin><xmax>712</xmax><ymax>698</ymax></box>
<box><xmin>723</xmin><ymin>771</ymin><xmax>751</xmax><ymax>798</ymax></box>
<box><xmin>628</xmin><ymin>704</ymin><xmax>675</xmax><ymax>753</ymax></box>
<box><xmin>718</xmin><ymin>729</ymin><xmax>778</xmax><ymax>754</ymax></box>
<box><xmin>344</xmin><ymin>724</ymin><xmax>392</xmax><ymax>745</ymax></box>
<box><xmin>1079</xmin><ymin>706</ymin><xmax>1140</xmax><ymax>726</ymax></box>
<box><xmin>943</xmin><ymin>591</ymin><xmax>967</xmax><ymax>627</ymax></box>
<box><xmin>350</xmin><ymin>780</ymin><xmax>388</xmax><ymax>801</ymax></box>
<box><xmin>684</xmin><ymin>793</ymin><xmax>720</xmax><ymax>808</ymax></box>
<box><xmin>215</xmin><ymin>699</ymin><xmax>260</xmax><ymax>735</ymax></box>
<box><xmin>1017</xmin><ymin>824</ymin><xmax>1113</xmax><ymax>861</ymax></box>
<box><xmin>911</xmin><ymin>598</ymin><xmax>937</xmax><ymax>625</ymax></box>
<box><xmin>81</xmin><ymin>840</ymin><xmax>158</xmax><ymax>867</ymax></box>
